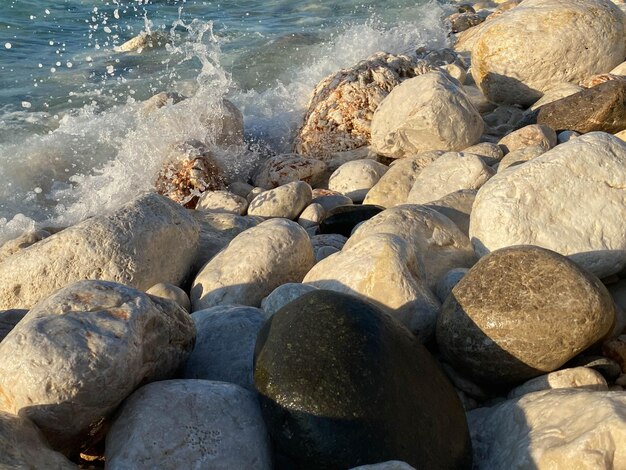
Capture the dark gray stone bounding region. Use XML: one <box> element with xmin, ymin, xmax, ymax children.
<box><xmin>319</xmin><ymin>205</ymin><xmax>384</xmax><ymax>237</ymax></box>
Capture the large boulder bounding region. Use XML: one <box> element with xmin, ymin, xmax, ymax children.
<box><xmin>181</xmin><ymin>305</ymin><xmax>268</xmax><ymax>390</ymax></box>
<box><xmin>0</xmin><ymin>280</ymin><xmax>195</xmax><ymax>455</ymax></box>
<box><xmin>294</xmin><ymin>52</ymin><xmax>435</xmax><ymax>160</ymax></box>
<box><xmin>191</xmin><ymin>219</ymin><xmax>315</xmax><ymax>311</ymax></box>
<box><xmin>470</xmin><ymin>132</ymin><xmax>626</xmax><ymax>278</ymax></box>
<box><xmin>470</xmin><ymin>0</ymin><xmax>626</xmax><ymax>106</ymax></box>
<box><xmin>0</xmin><ymin>193</ymin><xmax>199</xmax><ymax>310</ymax></box>
<box><xmin>254</xmin><ymin>290</ymin><xmax>472</xmax><ymax>469</ymax></box>
<box><xmin>106</xmin><ymin>380</ymin><xmax>272</xmax><ymax>469</ymax></box>
<box><xmin>0</xmin><ymin>412</ymin><xmax>75</xmax><ymax>469</ymax></box>
<box><xmin>437</xmin><ymin>246</ymin><xmax>615</xmax><ymax>385</ymax></box>
<box><xmin>371</xmin><ymin>71</ymin><xmax>483</xmax><ymax>158</ymax></box>
<box><xmin>468</xmin><ymin>389</ymin><xmax>626</xmax><ymax>469</ymax></box>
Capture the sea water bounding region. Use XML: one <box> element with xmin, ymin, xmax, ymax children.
<box><xmin>0</xmin><ymin>0</ymin><xmax>452</xmax><ymax>242</ymax></box>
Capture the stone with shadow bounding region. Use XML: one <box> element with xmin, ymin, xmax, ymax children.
<box><xmin>253</xmin><ymin>290</ymin><xmax>472</xmax><ymax>470</ymax></box>
<box><xmin>319</xmin><ymin>204</ymin><xmax>384</xmax><ymax>237</ymax></box>
<box><xmin>436</xmin><ymin>246</ymin><xmax>615</xmax><ymax>386</ymax></box>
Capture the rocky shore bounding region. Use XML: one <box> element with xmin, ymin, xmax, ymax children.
<box><xmin>2</xmin><ymin>0</ymin><xmax>626</xmax><ymax>468</ymax></box>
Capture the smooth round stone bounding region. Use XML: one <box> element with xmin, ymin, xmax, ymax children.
<box><xmin>246</xmin><ymin>186</ymin><xmax>265</xmax><ymax>203</ymax></box>
<box><xmin>319</xmin><ymin>205</ymin><xmax>385</xmax><ymax>237</ymax></box>
<box><xmin>311</xmin><ymin>189</ymin><xmax>353</xmax><ymax>212</ymax></box>
<box><xmin>564</xmin><ymin>355</ymin><xmax>623</xmax><ymax>382</ymax></box>
<box><xmin>253</xmin><ymin>154</ymin><xmax>327</xmax><ymax>189</ymax></box>
<box><xmin>261</xmin><ymin>283</ymin><xmax>319</xmax><ymax>317</ymax></box>
<box><xmin>437</xmin><ymin>246</ymin><xmax>616</xmax><ymax>385</ymax></box>
<box><xmin>315</xmin><ymin>246</ymin><xmax>339</xmax><ymax>262</ymax></box>
<box><xmin>424</xmin><ymin>189</ymin><xmax>477</xmax><ymax>236</ymax></box>
<box><xmin>146</xmin><ymin>282</ymin><xmax>191</xmax><ymax>312</ymax></box>
<box><xmin>196</xmin><ymin>190</ymin><xmax>248</xmax><ymax>215</ymax></box>
<box><xmin>496</xmin><ymin>144</ymin><xmax>546</xmax><ymax>172</ymax></box>
<box><xmin>507</xmin><ymin>367</ymin><xmax>608</xmax><ymax>399</ymax></box>
<box><xmin>328</xmin><ymin>159</ymin><xmax>389</xmax><ymax>203</ymax></box>
<box><xmin>462</xmin><ymin>142</ymin><xmax>504</xmax><ymax>166</ymax></box>
<box><xmin>497</xmin><ymin>124</ymin><xmax>557</xmax><ymax>154</ymax></box>
<box><xmin>181</xmin><ymin>305</ymin><xmax>268</xmax><ymax>390</ymax></box>
<box><xmin>248</xmin><ymin>181</ymin><xmax>312</xmax><ymax>220</ymax></box>
<box><xmin>298</xmin><ymin>203</ymin><xmax>326</xmax><ymax>229</ymax></box>
<box><xmin>254</xmin><ymin>290</ymin><xmax>472</xmax><ymax>469</ymax></box>
<box><xmin>106</xmin><ymin>380</ymin><xmax>272</xmax><ymax>469</ymax></box>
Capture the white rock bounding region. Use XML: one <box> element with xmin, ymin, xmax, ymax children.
<box><xmin>468</xmin><ymin>389</ymin><xmax>626</xmax><ymax>469</ymax></box>
<box><xmin>106</xmin><ymin>380</ymin><xmax>272</xmax><ymax>470</ymax></box>
<box><xmin>508</xmin><ymin>367</ymin><xmax>608</xmax><ymax>399</ymax></box>
<box><xmin>406</xmin><ymin>152</ymin><xmax>494</xmax><ymax>205</ymax></box>
<box><xmin>463</xmin><ymin>142</ymin><xmax>504</xmax><ymax>165</ymax></box>
<box><xmin>328</xmin><ymin>159</ymin><xmax>389</xmax><ymax>203</ymax></box>
<box><xmin>248</xmin><ymin>181</ymin><xmax>312</xmax><ymax>219</ymax></box>
<box><xmin>114</xmin><ymin>30</ymin><xmax>170</xmax><ymax>53</ymax></box>
<box><xmin>253</xmin><ymin>154</ymin><xmax>327</xmax><ymax>189</ymax></box>
<box><xmin>363</xmin><ymin>152</ymin><xmax>441</xmax><ymax>208</ymax></box>
<box><xmin>304</xmin><ymin>233</ymin><xmax>441</xmax><ymax>341</ymax></box>
<box><xmin>0</xmin><ymin>229</ymin><xmax>50</xmax><ymax>263</ymax></box>
<box><xmin>424</xmin><ymin>190</ymin><xmax>477</xmax><ymax>236</ymax></box>
<box><xmin>181</xmin><ymin>306</ymin><xmax>268</xmax><ymax>390</ymax></box>
<box><xmin>311</xmin><ymin>191</ymin><xmax>353</xmax><ymax>212</ymax></box>
<box><xmin>191</xmin><ymin>219</ymin><xmax>315</xmax><ymax>311</ymax></box>
<box><xmin>261</xmin><ymin>283</ymin><xmax>319</xmax><ymax>317</ymax></box>
<box><xmin>470</xmin><ymin>132</ymin><xmax>626</xmax><ymax>278</ymax></box>
<box><xmin>498</xmin><ymin>124</ymin><xmax>557</xmax><ymax>153</ymax></box>
<box><xmin>0</xmin><ymin>193</ymin><xmax>199</xmax><ymax>310</ymax></box>
<box><xmin>146</xmin><ymin>282</ymin><xmax>191</xmax><ymax>312</ymax></box>
<box><xmin>497</xmin><ymin>144</ymin><xmax>546</xmax><ymax>172</ymax></box>
<box><xmin>0</xmin><ymin>280</ymin><xmax>195</xmax><ymax>455</ymax></box>
<box><xmin>246</xmin><ymin>187</ymin><xmax>265</xmax><ymax>203</ymax></box>
<box><xmin>371</xmin><ymin>71</ymin><xmax>484</xmax><ymax>158</ymax></box>
<box><xmin>345</xmin><ymin>205</ymin><xmax>476</xmax><ymax>291</ymax></box>
<box><xmin>298</xmin><ymin>203</ymin><xmax>326</xmax><ymax>228</ymax></box>
<box><xmin>471</xmin><ymin>0</ymin><xmax>626</xmax><ymax>106</ymax></box>
<box><xmin>0</xmin><ymin>412</ymin><xmax>75</xmax><ymax>469</ymax></box>
<box><xmin>611</xmin><ymin>61</ymin><xmax>626</xmax><ymax>75</ymax></box>
<box><xmin>196</xmin><ymin>190</ymin><xmax>248</xmax><ymax>215</ymax></box>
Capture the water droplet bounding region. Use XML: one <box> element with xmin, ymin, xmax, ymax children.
<box><xmin>4</xmin><ymin>43</ymin><xmax>11</xmax><ymax>49</ymax></box>
<box><xmin>21</xmin><ymin>101</ymin><xmax>32</xmax><ymax>109</ymax></box>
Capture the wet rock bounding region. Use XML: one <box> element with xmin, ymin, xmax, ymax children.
<box><xmin>114</xmin><ymin>30</ymin><xmax>170</xmax><ymax>53</ymax></box>
<box><xmin>406</xmin><ymin>152</ymin><xmax>493</xmax><ymax>205</ymax></box>
<box><xmin>0</xmin><ymin>193</ymin><xmax>199</xmax><ymax>310</ymax></box>
<box><xmin>196</xmin><ymin>190</ymin><xmax>248</xmax><ymax>215</ymax></box>
<box><xmin>328</xmin><ymin>159</ymin><xmax>388</xmax><ymax>203</ymax></box>
<box><xmin>0</xmin><ymin>280</ymin><xmax>195</xmax><ymax>455</ymax></box>
<box><xmin>424</xmin><ymin>189</ymin><xmax>477</xmax><ymax>236</ymax></box>
<box><xmin>0</xmin><ymin>229</ymin><xmax>50</xmax><ymax>263</ymax></box>
<box><xmin>253</xmin><ymin>154</ymin><xmax>327</xmax><ymax>189</ymax></box>
<box><xmin>106</xmin><ymin>381</ymin><xmax>271</xmax><ymax>469</ymax></box>
<box><xmin>507</xmin><ymin>367</ymin><xmax>608</xmax><ymax>399</ymax></box>
<box><xmin>437</xmin><ymin>246</ymin><xmax>615</xmax><ymax>385</ymax></box>
<box><xmin>537</xmin><ymin>80</ymin><xmax>626</xmax><ymax>133</ymax></box>
<box><xmin>363</xmin><ymin>152</ymin><xmax>442</xmax><ymax>208</ymax></box>
<box><xmin>497</xmin><ymin>124</ymin><xmax>557</xmax><ymax>153</ymax></box>
<box><xmin>146</xmin><ymin>282</ymin><xmax>191</xmax><ymax>312</ymax></box>
<box><xmin>470</xmin><ymin>0</ymin><xmax>626</xmax><ymax>106</ymax></box>
<box><xmin>191</xmin><ymin>219</ymin><xmax>315</xmax><ymax>311</ymax></box>
<box><xmin>471</xmin><ymin>132</ymin><xmax>626</xmax><ymax>278</ymax></box>
<box><xmin>371</xmin><ymin>71</ymin><xmax>483</xmax><ymax>158</ymax></box>
<box><xmin>181</xmin><ymin>306</ymin><xmax>268</xmax><ymax>390</ymax></box>
<box><xmin>248</xmin><ymin>181</ymin><xmax>312</xmax><ymax>220</ymax></box>
<box><xmin>319</xmin><ymin>204</ymin><xmax>384</xmax><ymax>237</ymax></box>
<box><xmin>0</xmin><ymin>412</ymin><xmax>75</xmax><ymax>469</ymax></box>
<box><xmin>261</xmin><ymin>283</ymin><xmax>319</xmax><ymax>317</ymax></box>
<box><xmin>468</xmin><ymin>389</ymin><xmax>626</xmax><ymax>469</ymax></box>
<box><xmin>294</xmin><ymin>52</ymin><xmax>436</xmax><ymax>160</ymax></box>
<box><xmin>140</xmin><ymin>91</ymin><xmax>185</xmax><ymax>116</ymax></box>
<box><xmin>254</xmin><ymin>290</ymin><xmax>472</xmax><ymax>469</ymax></box>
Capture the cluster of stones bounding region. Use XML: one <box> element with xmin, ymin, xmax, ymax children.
<box><xmin>3</xmin><ymin>0</ymin><xmax>626</xmax><ymax>468</ymax></box>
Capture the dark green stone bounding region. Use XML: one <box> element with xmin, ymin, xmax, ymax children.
<box><xmin>253</xmin><ymin>290</ymin><xmax>472</xmax><ymax>470</ymax></box>
<box><xmin>319</xmin><ymin>204</ymin><xmax>384</xmax><ymax>237</ymax></box>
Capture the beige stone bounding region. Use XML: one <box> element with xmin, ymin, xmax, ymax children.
<box><xmin>498</xmin><ymin>124</ymin><xmax>557</xmax><ymax>153</ymax></box>
<box><xmin>0</xmin><ymin>229</ymin><xmax>50</xmax><ymax>263</ymax></box>
<box><xmin>253</xmin><ymin>154</ymin><xmax>327</xmax><ymax>189</ymax></box>
<box><xmin>248</xmin><ymin>181</ymin><xmax>312</xmax><ymax>219</ymax></box>
<box><xmin>462</xmin><ymin>142</ymin><xmax>504</xmax><ymax>165</ymax></box>
<box><xmin>114</xmin><ymin>30</ymin><xmax>170</xmax><ymax>53</ymax></box>
<box><xmin>508</xmin><ymin>367</ymin><xmax>608</xmax><ymax>399</ymax></box>
<box><xmin>424</xmin><ymin>189</ymin><xmax>477</xmax><ymax>236</ymax></box>
<box><xmin>146</xmin><ymin>282</ymin><xmax>191</xmax><ymax>312</ymax></box>
<box><xmin>196</xmin><ymin>190</ymin><xmax>248</xmax><ymax>215</ymax></box>
<box><xmin>496</xmin><ymin>144</ymin><xmax>546</xmax><ymax>172</ymax></box>
<box><xmin>529</xmin><ymin>82</ymin><xmax>584</xmax><ymax>111</ymax></box>
<box><xmin>328</xmin><ymin>159</ymin><xmax>388</xmax><ymax>203</ymax></box>
<box><xmin>298</xmin><ymin>203</ymin><xmax>325</xmax><ymax>228</ymax></box>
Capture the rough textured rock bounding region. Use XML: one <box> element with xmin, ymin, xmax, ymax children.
<box><xmin>146</xmin><ymin>282</ymin><xmax>191</xmax><ymax>312</ymax></box>
<box><xmin>537</xmin><ymin>80</ymin><xmax>626</xmax><ymax>133</ymax></box>
<box><xmin>0</xmin><ymin>309</ymin><xmax>27</xmax><ymax>342</ymax></box>
<box><xmin>0</xmin><ymin>193</ymin><xmax>199</xmax><ymax>310</ymax></box>
<box><xmin>507</xmin><ymin>367</ymin><xmax>608</xmax><ymax>399</ymax></box>
<box><xmin>579</xmin><ymin>73</ymin><xmax>626</xmax><ymax>89</ymax></box>
<box><xmin>498</xmin><ymin>124</ymin><xmax>557</xmax><ymax>153</ymax></box>
<box><xmin>424</xmin><ymin>189</ymin><xmax>477</xmax><ymax>236</ymax></box>
<box><xmin>253</xmin><ymin>154</ymin><xmax>327</xmax><ymax>189</ymax></box>
<box><xmin>294</xmin><ymin>52</ymin><xmax>436</xmax><ymax>160</ymax></box>
<box><xmin>437</xmin><ymin>246</ymin><xmax>615</xmax><ymax>385</ymax></box>
<box><xmin>462</xmin><ymin>142</ymin><xmax>504</xmax><ymax>166</ymax></box>
<box><xmin>0</xmin><ymin>229</ymin><xmax>51</xmax><ymax>263</ymax></box>
<box><xmin>468</xmin><ymin>389</ymin><xmax>626</xmax><ymax>469</ymax></box>
<box><xmin>248</xmin><ymin>181</ymin><xmax>312</xmax><ymax>220</ymax></box>
<box><xmin>0</xmin><ymin>412</ymin><xmax>75</xmax><ymax>469</ymax></box>
<box><xmin>0</xmin><ymin>280</ymin><xmax>195</xmax><ymax>455</ymax></box>
<box><xmin>435</xmin><ymin>268</ymin><xmax>468</xmax><ymax>303</ymax></box>
<box><xmin>345</xmin><ymin>205</ymin><xmax>476</xmax><ymax>291</ymax></box>
<box><xmin>363</xmin><ymin>152</ymin><xmax>441</xmax><ymax>208</ymax></box>
<box><xmin>470</xmin><ymin>0</ymin><xmax>626</xmax><ymax>106</ymax></box>
<box><xmin>155</xmin><ymin>140</ymin><xmax>227</xmax><ymax>208</ymax></box>
<box><xmin>261</xmin><ymin>283</ymin><xmax>319</xmax><ymax>317</ymax></box>
<box><xmin>328</xmin><ymin>159</ymin><xmax>389</xmax><ymax>203</ymax></box>
<box><xmin>106</xmin><ymin>380</ymin><xmax>271</xmax><ymax>469</ymax></box>
<box><xmin>529</xmin><ymin>82</ymin><xmax>584</xmax><ymax>111</ymax></box>
<box><xmin>470</xmin><ymin>132</ymin><xmax>626</xmax><ymax>278</ymax></box>
<box><xmin>371</xmin><ymin>72</ymin><xmax>483</xmax><ymax>158</ymax></box>
<box><xmin>181</xmin><ymin>306</ymin><xmax>268</xmax><ymax>390</ymax></box>
<box><xmin>319</xmin><ymin>204</ymin><xmax>385</xmax><ymax>237</ymax></box>
<box><xmin>114</xmin><ymin>30</ymin><xmax>170</xmax><ymax>53</ymax></box>
<box><xmin>447</xmin><ymin>12</ymin><xmax>485</xmax><ymax>33</ymax></box>
<box><xmin>190</xmin><ymin>211</ymin><xmax>262</xmax><ymax>272</ymax></box>
<box><xmin>496</xmin><ymin>144</ymin><xmax>546</xmax><ymax>172</ymax></box>
<box><xmin>191</xmin><ymin>219</ymin><xmax>315</xmax><ymax>311</ymax></box>
<box><xmin>603</xmin><ymin>335</ymin><xmax>626</xmax><ymax>372</ymax></box>
<box><xmin>304</xmin><ymin>233</ymin><xmax>441</xmax><ymax>340</ymax></box>
<box><xmin>196</xmin><ymin>190</ymin><xmax>248</xmax><ymax>215</ymax></box>
<box><xmin>482</xmin><ymin>105</ymin><xmax>527</xmax><ymax>138</ymax></box>
<box><xmin>407</xmin><ymin>152</ymin><xmax>493</xmax><ymax>205</ymax></box>
<box><xmin>254</xmin><ymin>290</ymin><xmax>472</xmax><ymax>469</ymax></box>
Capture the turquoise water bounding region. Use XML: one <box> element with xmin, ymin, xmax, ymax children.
<box><xmin>0</xmin><ymin>0</ymin><xmax>451</xmax><ymax>241</ymax></box>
